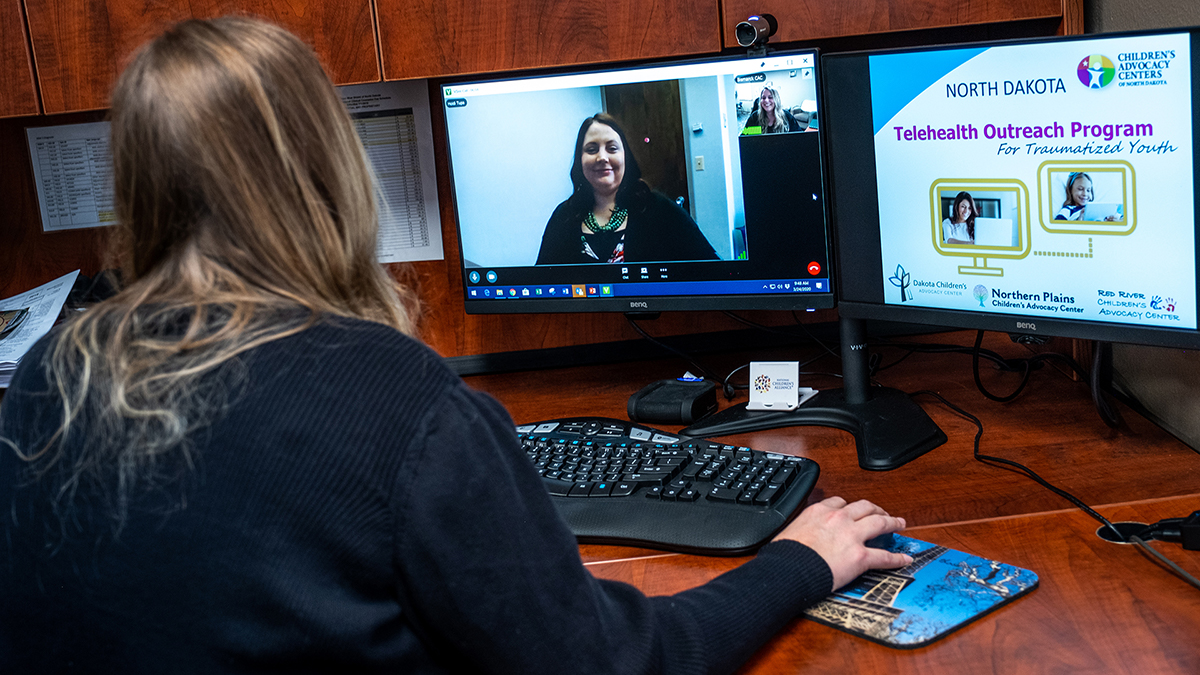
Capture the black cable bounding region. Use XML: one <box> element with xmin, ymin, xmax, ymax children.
<box><xmin>914</xmin><ymin>390</ymin><xmax>1200</xmax><ymax>591</ymax></box>
<box><xmin>624</xmin><ymin>316</ymin><xmax>720</xmax><ymax>382</ymax></box>
<box><xmin>722</xmin><ymin>311</ymin><xmax>843</xmax><ymax>364</ymax></box>
<box><xmin>1090</xmin><ymin>341</ymin><xmax>1123</xmax><ymax>428</ymax></box>
<box><xmin>873</xmin><ymin>339</ymin><xmax>1015</xmax><ymax>371</ymax></box>
<box><xmin>971</xmin><ymin>331</ymin><xmax>1035</xmax><ymax>402</ymax></box>
<box><xmin>1127</xmin><ymin>535</ymin><xmax>1200</xmax><ymax>589</ymax></box>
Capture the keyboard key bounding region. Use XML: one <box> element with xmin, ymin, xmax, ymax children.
<box><xmin>707</xmin><ymin>486</ymin><xmax>741</xmax><ymax>502</ymax></box>
<box><xmin>754</xmin><ymin>484</ymin><xmax>783</xmax><ymax>506</ymax></box>
<box><xmin>591</xmin><ymin>482</ymin><xmax>615</xmax><ymax>497</ymax></box>
<box><xmin>611</xmin><ymin>482</ymin><xmax>636</xmax><ymax>497</ymax></box>
<box><xmin>771</xmin><ymin>467</ymin><xmax>795</xmax><ymax>486</ymax></box>
<box><xmin>568</xmin><ymin>482</ymin><xmax>595</xmax><ymax>497</ymax></box>
<box><xmin>542</xmin><ymin>478</ymin><xmax>573</xmax><ymax>496</ymax></box>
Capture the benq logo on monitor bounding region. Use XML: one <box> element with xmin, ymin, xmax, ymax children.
<box><xmin>629</xmin><ymin>301</ymin><xmax>648</xmax><ymax>309</ymax></box>
<box><xmin>1016</xmin><ymin>321</ymin><xmax>1037</xmax><ymax>331</ymax></box>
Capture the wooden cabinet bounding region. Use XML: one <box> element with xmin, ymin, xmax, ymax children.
<box><xmin>376</xmin><ymin>0</ymin><xmax>721</xmax><ymax>81</ymax></box>
<box><xmin>1</xmin><ymin>0</ymin><xmax>38</xmax><ymax>117</ymax></box>
<box><xmin>719</xmin><ymin>0</ymin><xmax>1083</xmax><ymax>47</ymax></box>
<box><xmin>24</xmin><ymin>0</ymin><xmax>380</xmax><ymax>114</ymax></box>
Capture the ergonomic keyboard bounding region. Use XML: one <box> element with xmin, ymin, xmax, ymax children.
<box><xmin>516</xmin><ymin>417</ymin><xmax>820</xmax><ymax>556</ymax></box>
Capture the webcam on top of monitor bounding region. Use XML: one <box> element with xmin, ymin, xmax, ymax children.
<box><xmin>735</xmin><ymin>14</ymin><xmax>778</xmax><ymax>49</ymax></box>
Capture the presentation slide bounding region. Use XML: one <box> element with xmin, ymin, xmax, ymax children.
<box><xmin>871</xmin><ymin>33</ymin><xmax>1195</xmax><ymax>330</ymax></box>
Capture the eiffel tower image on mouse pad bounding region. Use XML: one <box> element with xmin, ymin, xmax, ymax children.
<box><xmin>803</xmin><ymin>533</ymin><xmax>1039</xmax><ymax>648</ymax></box>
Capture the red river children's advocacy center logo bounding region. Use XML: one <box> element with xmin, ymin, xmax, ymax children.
<box><xmin>1077</xmin><ymin>55</ymin><xmax>1115</xmax><ymax>89</ymax></box>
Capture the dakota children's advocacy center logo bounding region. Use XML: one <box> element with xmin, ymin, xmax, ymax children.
<box><xmin>889</xmin><ymin>264</ymin><xmax>912</xmax><ymax>301</ymax></box>
<box><xmin>1077</xmin><ymin>55</ymin><xmax>1115</xmax><ymax>89</ymax></box>
<box><xmin>753</xmin><ymin>374</ymin><xmax>772</xmax><ymax>394</ymax></box>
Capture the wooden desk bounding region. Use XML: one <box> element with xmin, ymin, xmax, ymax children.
<box><xmin>465</xmin><ymin>330</ymin><xmax>1200</xmax><ymax>673</ymax></box>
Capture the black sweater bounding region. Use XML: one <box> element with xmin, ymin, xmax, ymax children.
<box><xmin>536</xmin><ymin>190</ymin><xmax>720</xmax><ymax>265</ymax></box>
<box><xmin>0</xmin><ymin>317</ymin><xmax>832</xmax><ymax>674</ymax></box>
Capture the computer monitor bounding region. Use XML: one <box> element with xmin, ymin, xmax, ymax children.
<box><xmin>824</xmin><ymin>27</ymin><xmax>1200</xmax><ymax>350</ymax></box>
<box><xmin>689</xmin><ymin>27</ymin><xmax>1199</xmax><ymax>471</ymax></box>
<box><xmin>440</xmin><ymin>50</ymin><xmax>833</xmax><ymax>313</ymax></box>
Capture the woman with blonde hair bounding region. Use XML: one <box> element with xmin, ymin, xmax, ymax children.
<box><xmin>741</xmin><ymin>86</ymin><xmax>800</xmax><ymax>134</ymax></box>
<box><xmin>0</xmin><ymin>17</ymin><xmax>909</xmax><ymax>673</ymax></box>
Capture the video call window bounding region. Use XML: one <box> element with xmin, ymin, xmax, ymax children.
<box><xmin>442</xmin><ymin>54</ymin><xmax>822</xmax><ymax>270</ymax></box>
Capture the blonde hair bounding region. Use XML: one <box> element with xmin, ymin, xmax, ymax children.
<box><xmin>759</xmin><ymin>88</ymin><xmax>786</xmax><ymax>132</ymax></box>
<box><xmin>24</xmin><ymin>17</ymin><xmax>417</xmax><ymax>531</ymax></box>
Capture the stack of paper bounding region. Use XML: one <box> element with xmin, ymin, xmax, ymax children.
<box><xmin>0</xmin><ymin>270</ymin><xmax>79</xmax><ymax>388</ymax></box>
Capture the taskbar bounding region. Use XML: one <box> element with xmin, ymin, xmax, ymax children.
<box><xmin>466</xmin><ymin>278</ymin><xmax>830</xmax><ymax>300</ymax></box>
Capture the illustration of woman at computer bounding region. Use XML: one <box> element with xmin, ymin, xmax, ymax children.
<box><xmin>536</xmin><ymin>113</ymin><xmax>719</xmax><ymax>264</ymax></box>
<box><xmin>942</xmin><ymin>191</ymin><xmax>977</xmax><ymax>245</ymax></box>
<box><xmin>740</xmin><ymin>87</ymin><xmax>800</xmax><ymax>135</ymax></box>
<box><xmin>1054</xmin><ymin>172</ymin><xmax>1120</xmax><ymax>221</ymax></box>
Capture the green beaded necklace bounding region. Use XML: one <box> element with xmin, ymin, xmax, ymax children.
<box><xmin>585</xmin><ymin>207</ymin><xmax>628</xmax><ymax>233</ymax></box>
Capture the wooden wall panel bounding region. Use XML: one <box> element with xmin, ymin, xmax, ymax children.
<box><xmin>376</xmin><ymin>0</ymin><xmax>721</xmax><ymax>81</ymax></box>
<box><xmin>25</xmin><ymin>0</ymin><xmax>380</xmax><ymax>114</ymax></box>
<box><xmin>720</xmin><ymin>0</ymin><xmax>1082</xmax><ymax>48</ymax></box>
<box><xmin>1</xmin><ymin>0</ymin><xmax>39</xmax><ymax>117</ymax></box>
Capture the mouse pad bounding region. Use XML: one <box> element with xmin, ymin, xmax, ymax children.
<box><xmin>802</xmin><ymin>533</ymin><xmax>1039</xmax><ymax>648</ymax></box>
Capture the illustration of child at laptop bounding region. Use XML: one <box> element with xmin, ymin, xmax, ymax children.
<box><xmin>1055</xmin><ymin>172</ymin><xmax>1122</xmax><ymax>221</ymax></box>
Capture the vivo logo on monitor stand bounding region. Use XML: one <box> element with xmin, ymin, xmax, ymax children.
<box><xmin>1016</xmin><ymin>321</ymin><xmax>1037</xmax><ymax>331</ymax></box>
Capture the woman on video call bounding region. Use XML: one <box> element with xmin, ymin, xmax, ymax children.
<box><xmin>0</xmin><ymin>18</ymin><xmax>912</xmax><ymax>674</ymax></box>
<box><xmin>535</xmin><ymin>113</ymin><xmax>719</xmax><ymax>264</ymax></box>
<box><xmin>741</xmin><ymin>87</ymin><xmax>800</xmax><ymax>135</ymax></box>
<box><xmin>942</xmin><ymin>191</ymin><xmax>977</xmax><ymax>245</ymax></box>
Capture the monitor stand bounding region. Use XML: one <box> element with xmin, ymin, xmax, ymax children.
<box><xmin>680</xmin><ymin>316</ymin><xmax>946</xmax><ymax>470</ymax></box>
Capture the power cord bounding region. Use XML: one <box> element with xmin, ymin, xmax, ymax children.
<box><xmin>967</xmin><ymin>331</ymin><xmax>1122</xmax><ymax>427</ymax></box>
<box><xmin>914</xmin><ymin>389</ymin><xmax>1200</xmax><ymax>591</ymax></box>
<box><xmin>624</xmin><ymin>316</ymin><xmax>722</xmax><ymax>384</ymax></box>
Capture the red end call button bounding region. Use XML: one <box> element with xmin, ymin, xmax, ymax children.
<box><xmin>807</xmin><ymin>261</ymin><xmax>821</xmax><ymax>275</ymax></box>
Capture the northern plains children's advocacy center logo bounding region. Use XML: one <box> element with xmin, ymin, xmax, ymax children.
<box><xmin>973</xmin><ymin>284</ymin><xmax>988</xmax><ymax>307</ymax></box>
<box><xmin>753</xmin><ymin>374</ymin><xmax>772</xmax><ymax>394</ymax></box>
<box><xmin>1077</xmin><ymin>55</ymin><xmax>1115</xmax><ymax>89</ymax></box>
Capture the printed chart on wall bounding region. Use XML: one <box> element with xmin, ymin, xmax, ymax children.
<box><xmin>870</xmin><ymin>33</ymin><xmax>1195</xmax><ymax>331</ymax></box>
<box><xmin>26</xmin><ymin>122</ymin><xmax>115</xmax><ymax>232</ymax></box>
<box><xmin>339</xmin><ymin>80</ymin><xmax>443</xmax><ymax>263</ymax></box>
<box><xmin>23</xmin><ymin>82</ymin><xmax>443</xmax><ymax>264</ymax></box>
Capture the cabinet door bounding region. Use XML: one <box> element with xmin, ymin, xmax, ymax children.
<box><xmin>1</xmin><ymin>0</ymin><xmax>38</xmax><ymax>116</ymax></box>
<box><xmin>720</xmin><ymin>0</ymin><xmax>1082</xmax><ymax>47</ymax></box>
<box><xmin>377</xmin><ymin>0</ymin><xmax>721</xmax><ymax>81</ymax></box>
<box><xmin>26</xmin><ymin>0</ymin><xmax>380</xmax><ymax>114</ymax></box>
